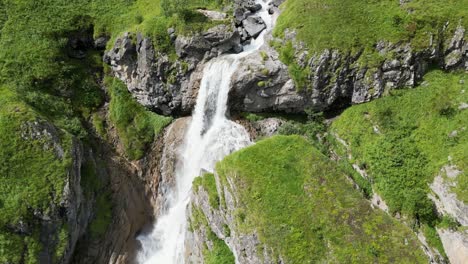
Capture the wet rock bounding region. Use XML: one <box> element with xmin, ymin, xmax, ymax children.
<box><xmin>242</xmin><ymin>16</ymin><xmax>266</xmax><ymax>39</ymax></box>
<box><xmin>271</xmin><ymin>0</ymin><xmax>285</xmax><ymax>7</ymax></box>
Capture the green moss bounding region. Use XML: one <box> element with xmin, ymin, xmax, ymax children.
<box><xmin>203</xmin><ymin>230</ymin><xmax>235</xmax><ymax>264</ymax></box>
<box><xmin>0</xmin><ymin>86</ymin><xmax>74</xmax><ymax>263</ymax></box>
<box><xmin>107</xmin><ymin>77</ymin><xmax>172</xmax><ymax>160</ymax></box>
<box><xmin>0</xmin><ymin>229</ymin><xmax>43</xmax><ymax>264</ymax></box>
<box><xmin>332</xmin><ymin>70</ymin><xmax>468</xmax><ymax>216</ymax></box>
<box><xmin>89</xmin><ymin>191</ymin><xmax>113</xmax><ymax>239</ymax></box>
<box><xmin>240</xmin><ymin>113</ymin><xmax>265</xmax><ymax>122</ymax></box>
<box><xmin>55</xmin><ymin>225</ymin><xmax>69</xmax><ymax>261</ymax></box>
<box><xmin>215</xmin><ymin>135</ymin><xmax>426</xmax><ymax>263</ymax></box>
<box><xmin>193</xmin><ymin>173</ymin><xmax>220</xmax><ymax>209</ymax></box>
<box><xmin>91</xmin><ymin>113</ymin><xmax>107</xmax><ymax>139</ymax></box>
<box><xmin>422</xmin><ymin>225</ymin><xmax>447</xmax><ymax>259</ymax></box>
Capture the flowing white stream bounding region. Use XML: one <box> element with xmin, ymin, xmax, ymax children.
<box><xmin>137</xmin><ymin>1</ymin><xmax>273</xmax><ymax>263</ymax></box>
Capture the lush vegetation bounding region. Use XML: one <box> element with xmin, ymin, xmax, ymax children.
<box><xmin>275</xmin><ymin>0</ymin><xmax>468</xmax><ymax>53</ymax></box>
<box><xmin>203</xmin><ymin>230</ymin><xmax>235</xmax><ymax>264</ymax></box>
<box><xmin>211</xmin><ymin>135</ymin><xmax>426</xmax><ymax>263</ymax></box>
<box><xmin>273</xmin><ymin>0</ymin><xmax>468</xmax><ymax>89</ymax></box>
<box><xmin>0</xmin><ymin>87</ymin><xmax>73</xmax><ymax>263</ymax></box>
<box><xmin>107</xmin><ymin>77</ymin><xmax>172</xmax><ymax>160</ymax></box>
<box><xmin>332</xmin><ymin>70</ymin><xmax>468</xmax><ymax>222</ymax></box>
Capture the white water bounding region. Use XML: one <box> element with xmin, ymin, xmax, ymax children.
<box><xmin>137</xmin><ymin>1</ymin><xmax>273</xmax><ymax>263</ymax></box>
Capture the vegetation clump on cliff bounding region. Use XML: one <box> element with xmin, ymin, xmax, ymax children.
<box><xmin>195</xmin><ymin>136</ymin><xmax>427</xmax><ymax>263</ymax></box>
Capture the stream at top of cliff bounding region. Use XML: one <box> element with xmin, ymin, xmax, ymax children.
<box><xmin>136</xmin><ymin>1</ymin><xmax>273</xmax><ymax>263</ymax></box>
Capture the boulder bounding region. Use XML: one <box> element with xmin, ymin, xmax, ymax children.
<box><xmin>242</xmin><ymin>16</ymin><xmax>266</xmax><ymax>39</ymax></box>
<box><xmin>94</xmin><ymin>36</ymin><xmax>109</xmax><ymax>50</ymax></box>
<box><xmin>197</xmin><ymin>9</ymin><xmax>227</xmax><ymax>20</ymax></box>
<box><xmin>176</xmin><ymin>24</ymin><xmax>242</xmax><ymax>60</ymax></box>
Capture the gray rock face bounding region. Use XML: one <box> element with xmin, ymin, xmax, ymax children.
<box><xmin>253</xmin><ymin>118</ymin><xmax>284</xmax><ymax>137</ymax></box>
<box><xmin>437</xmin><ymin>229</ymin><xmax>468</xmax><ymax>264</ymax></box>
<box><xmin>429</xmin><ymin>166</ymin><xmax>468</xmax><ymax>226</ymax></box>
<box><xmin>186</xmin><ymin>173</ymin><xmax>278</xmax><ymax>264</ymax></box>
<box><xmin>242</xmin><ymin>16</ymin><xmax>266</xmax><ymax>39</ymax></box>
<box><xmin>229</xmin><ymin>44</ymin><xmax>306</xmax><ymax>113</ymax></box>
<box><xmin>104</xmin><ymin>33</ymin><xmax>197</xmax><ymax>115</ymax></box>
<box><xmin>152</xmin><ymin>118</ymin><xmax>190</xmax><ymax>216</ymax></box>
<box><xmin>229</xmin><ymin>25</ymin><xmax>468</xmax><ymax>113</ymax></box>
<box><xmin>234</xmin><ymin>0</ymin><xmax>268</xmax><ymax>42</ymax></box>
<box><xmin>105</xmin><ymin>25</ymin><xmax>242</xmax><ymax>115</ymax></box>
<box><xmin>197</xmin><ymin>9</ymin><xmax>227</xmax><ymax>20</ymax></box>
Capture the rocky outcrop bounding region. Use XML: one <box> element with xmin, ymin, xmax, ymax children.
<box><xmin>229</xmin><ymin>41</ymin><xmax>305</xmax><ymax>113</ymax></box>
<box><xmin>105</xmin><ymin>23</ymin><xmax>244</xmax><ymax>116</ymax></box>
<box><xmin>72</xmin><ymin>113</ymin><xmax>190</xmax><ymax>264</ymax></box>
<box><xmin>175</xmin><ymin>24</ymin><xmax>242</xmax><ymax>61</ymax></box>
<box><xmin>429</xmin><ymin>166</ymin><xmax>468</xmax><ymax>226</ymax></box>
<box><xmin>186</xmin><ymin>173</ymin><xmax>277</xmax><ymax>264</ymax></box>
<box><xmin>437</xmin><ymin>229</ymin><xmax>468</xmax><ymax>264</ymax></box>
<box><xmin>104</xmin><ymin>33</ymin><xmax>198</xmax><ymax>115</ymax></box>
<box><xmin>233</xmin><ymin>0</ymin><xmax>272</xmax><ymax>42</ymax></box>
<box><xmin>229</xmin><ymin>25</ymin><xmax>468</xmax><ymax>114</ymax></box>
<box><xmin>18</xmin><ymin>120</ymin><xmax>93</xmax><ymax>264</ymax></box>
<box><xmin>150</xmin><ymin>117</ymin><xmax>190</xmax><ymax>216</ymax></box>
<box><xmin>242</xmin><ymin>16</ymin><xmax>266</xmax><ymax>39</ymax></box>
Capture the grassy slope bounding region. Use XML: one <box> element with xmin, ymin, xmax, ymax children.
<box><xmin>332</xmin><ymin>70</ymin><xmax>467</xmax><ymax>212</ymax></box>
<box><xmin>275</xmin><ymin>0</ymin><xmax>468</xmax><ymax>53</ymax></box>
<box><xmin>210</xmin><ymin>135</ymin><xmax>426</xmax><ymax>263</ymax></box>
<box><xmin>0</xmin><ymin>87</ymin><xmax>73</xmax><ymax>263</ymax></box>
<box><xmin>107</xmin><ymin>77</ymin><xmax>172</xmax><ymax>160</ymax></box>
<box><xmin>273</xmin><ymin>0</ymin><xmax>468</xmax><ymax>88</ymax></box>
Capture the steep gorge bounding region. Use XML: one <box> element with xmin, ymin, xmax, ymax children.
<box><xmin>0</xmin><ymin>0</ymin><xmax>467</xmax><ymax>263</ymax></box>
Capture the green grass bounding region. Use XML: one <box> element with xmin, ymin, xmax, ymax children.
<box><xmin>332</xmin><ymin>70</ymin><xmax>468</xmax><ymax>220</ymax></box>
<box><xmin>203</xmin><ymin>230</ymin><xmax>235</xmax><ymax>264</ymax></box>
<box><xmin>107</xmin><ymin>77</ymin><xmax>172</xmax><ymax>160</ymax></box>
<box><xmin>213</xmin><ymin>135</ymin><xmax>426</xmax><ymax>263</ymax></box>
<box><xmin>0</xmin><ymin>87</ymin><xmax>72</xmax><ymax>226</ymax></box>
<box><xmin>193</xmin><ymin>173</ymin><xmax>221</xmax><ymax>209</ymax></box>
<box><xmin>0</xmin><ymin>0</ymin><xmax>230</xmax><ymax>139</ymax></box>
<box><xmin>275</xmin><ymin>0</ymin><xmax>468</xmax><ymax>53</ymax></box>
<box><xmin>273</xmin><ymin>0</ymin><xmax>468</xmax><ymax>89</ymax></box>
<box><xmin>189</xmin><ymin>200</ymin><xmax>234</xmax><ymax>264</ymax></box>
<box><xmin>0</xmin><ymin>86</ymin><xmax>72</xmax><ymax>263</ymax></box>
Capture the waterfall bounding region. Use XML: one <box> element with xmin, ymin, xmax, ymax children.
<box><xmin>137</xmin><ymin>1</ymin><xmax>273</xmax><ymax>263</ymax></box>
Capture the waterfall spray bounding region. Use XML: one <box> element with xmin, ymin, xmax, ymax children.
<box><xmin>137</xmin><ymin>1</ymin><xmax>273</xmax><ymax>263</ymax></box>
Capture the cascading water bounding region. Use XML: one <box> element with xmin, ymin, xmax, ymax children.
<box><xmin>137</xmin><ymin>1</ymin><xmax>273</xmax><ymax>263</ymax></box>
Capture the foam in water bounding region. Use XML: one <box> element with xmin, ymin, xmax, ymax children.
<box><xmin>137</xmin><ymin>1</ymin><xmax>273</xmax><ymax>263</ymax></box>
